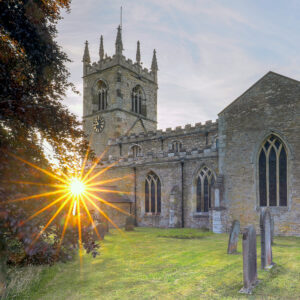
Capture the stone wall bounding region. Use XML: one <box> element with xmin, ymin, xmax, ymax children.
<box><xmin>219</xmin><ymin>72</ymin><xmax>300</xmax><ymax>235</ymax></box>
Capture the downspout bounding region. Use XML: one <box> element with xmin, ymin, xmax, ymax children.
<box><xmin>181</xmin><ymin>160</ymin><xmax>184</xmax><ymax>228</ymax></box>
<box><xmin>133</xmin><ymin>167</ymin><xmax>137</xmax><ymax>226</ymax></box>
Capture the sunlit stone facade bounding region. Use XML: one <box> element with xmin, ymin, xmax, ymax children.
<box><xmin>82</xmin><ymin>27</ymin><xmax>300</xmax><ymax>235</ymax></box>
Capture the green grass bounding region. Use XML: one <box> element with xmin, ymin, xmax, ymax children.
<box><xmin>6</xmin><ymin>228</ymin><xmax>300</xmax><ymax>299</ymax></box>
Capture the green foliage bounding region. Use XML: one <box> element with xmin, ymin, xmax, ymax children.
<box><xmin>0</xmin><ymin>1</ymin><xmax>98</xmax><ymax>288</ymax></box>
<box><xmin>5</xmin><ymin>228</ymin><xmax>300</xmax><ymax>299</ymax></box>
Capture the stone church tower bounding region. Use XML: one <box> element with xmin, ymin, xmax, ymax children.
<box><xmin>82</xmin><ymin>26</ymin><xmax>158</xmax><ymax>156</ymax></box>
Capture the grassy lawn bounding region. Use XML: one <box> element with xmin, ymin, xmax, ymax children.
<box><xmin>6</xmin><ymin>228</ymin><xmax>300</xmax><ymax>299</ymax></box>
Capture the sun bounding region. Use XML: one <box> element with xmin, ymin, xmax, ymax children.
<box><xmin>5</xmin><ymin>146</ymin><xmax>133</xmax><ymax>265</ymax></box>
<box><xmin>69</xmin><ymin>177</ymin><xmax>86</xmax><ymax>196</ymax></box>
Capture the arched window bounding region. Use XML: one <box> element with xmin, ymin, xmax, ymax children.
<box><xmin>131</xmin><ymin>145</ymin><xmax>141</xmax><ymax>158</ymax></box>
<box><xmin>258</xmin><ymin>135</ymin><xmax>287</xmax><ymax>207</ymax></box>
<box><xmin>196</xmin><ymin>166</ymin><xmax>215</xmax><ymax>212</ymax></box>
<box><xmin>97</xmin><ymin>80</ymin><xmax>107</xmax><ymax>110</ymax></box>
<box><xmin>145</xmin><ymin>172</ymin><xmax>161</xmax><ymax>214</ymax></box>
<box><xmin>171</xmin><ymin>141</ymin><xmax>182</xmax><ymax>153</ymax></box>
<box><xmin>131</xmin><ymin>86</ymin><xmax>145</xmax><ymax>115</ymax></box>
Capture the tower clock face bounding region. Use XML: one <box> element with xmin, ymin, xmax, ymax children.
<box><xmin>93</xmin><ymin>116</ymin><xmax>105</xmax><ymax>133</ymax></box>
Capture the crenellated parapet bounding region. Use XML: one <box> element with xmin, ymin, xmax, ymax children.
<box><xmin>84</xmin><ymin>54</ymin><xmax>157</xmax><ymax>83</ymax></box>
<box><xmin>108</xmin><ymin>119</ymin><xmax>218</xmax><ymax>145</ymax></box>
<box><xmin>83</xmin><ymin>26</ymin><xmax>158</xmax><ymax>83</ymax></box>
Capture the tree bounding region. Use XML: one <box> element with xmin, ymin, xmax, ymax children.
<box><xmin>0</xmin><ymin>0</ymin><xmax>98</xmax><ymax>295</ymax></box>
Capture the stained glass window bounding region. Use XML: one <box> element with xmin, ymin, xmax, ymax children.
<box><xmin>145</xmin><ymin>172</ymin><xmax>161</xmax><ymax>214</ymax></box>
<box><xmin>258</xmin><ymin>135</ymin><xmax>287</xmax><ymax>207</ymax></box>
<box><xmin>196</xmin><ymin>166</ymin><xmax>215</xmax><ymax>212</ymax></box>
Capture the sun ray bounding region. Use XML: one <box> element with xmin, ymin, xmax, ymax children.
<box><xmin>8</xmin><ymin>152</ymin><xmax>69</xmax><ymax>184</ymax></box>
<box><xmin>77</xmin><ymin>195</ymin><xmax>83</xmax><ymax>267</ymax></box>
<box><xmin>83</xmin><ymin>159</ymin><xmax>122</xmax><ymax>185</ymax></box>
<box><xmin>20</xmin><ymin>192</ymin><xmax>71</xmax><ymax>226</ymax></box>
<box><xmin>80</xmin><ymin>194</ymin><xmax>101</xmax><ymax>240</ymax></box>
<box><xmin>85</xmin><ymin>191</ymin><xmax>131</xmax><ymax>217</ymax></box>
<box><xmin>4</xmin><ymin>188</ymin><xmax>69</xmax><ymax>204</ymax></box>
<box><xmin>83</xmin><ymin>193</ymin><xmax>124</xmax><ymax>235</ymax></box>
<box><xmin>55</xmin><ymin>197</ymin><xmax>75</xmax><ymax>257</ymax></box>
<box><xmin>85</xmin><ymin>187</ymin><xmax>132</xmax><ymax>195</ymax></box>
<box><xmin>81</xmin><ymin>147</ymin><xmax>110</xmax><ymax>182</ymax></box>
<box><xmin>85</xmin><ymin>175</ymin><xmax>133</xmax><ymax>187</ymax></box>
<box><xmin>2</xmin><ymin>180</ymin><xmax>67</xmax><ymax>189</ymax></box>
<box><xmin>79</xmin><ymin>139</ymin><xmax>92</xmax><ymax>181</ymax></box>
<box><xmin>30</xmin><ymin>194</ymin><xmax>72</xmax><ymax>247</ymax></box>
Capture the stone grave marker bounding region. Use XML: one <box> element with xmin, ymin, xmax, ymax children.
<box><xmin>271</xmin><ymin>217</ymin><xmax>274</xmax><ymax>245</ymax></box>
<box><xmin>260</xmin><ymin>208</ymin><xmax>274</xmax><ymax>269</ymax></box>
<box><xmin>227</xmin><ymin>220</ymin><xmax>240</xmax><ymax>254</ymax></box>
<box><xmin>125</xmin><ymin>215</ymin><xmax>135</xmax><ymax>231</ymax></box>
<box><xmin>239</xmin><ymin>225</ymin><xmax>259</xmax><ymax>294</ymax></box>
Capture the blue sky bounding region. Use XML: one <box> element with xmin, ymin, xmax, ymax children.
<box><xmin>57</xmin><ymin>0</ymin><xmax>300</xmax><ymax>129</ymax></box>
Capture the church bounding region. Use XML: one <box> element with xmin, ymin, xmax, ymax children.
<box><xmin>82</xmin><ymin>26</ymin><xmax>300</xmax><ymax>236</ymax></box>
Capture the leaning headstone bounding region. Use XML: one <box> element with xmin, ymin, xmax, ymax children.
<box><xmin>239</xmin><ymin>225</ymin><xmax>259</xmax><ymax>294</ymax></box>
<box><xmin>271</xmin><ymin>217</ymin><xmax>274</xmax><ymax>245</ymax></box>
<box><xmin>125</xmin><ymin>216</ymin><xmax>135</xmax><ymax>231</ymax></box>
<box><xmin>95</xmin><ymin>223</ymin><xmax>107</xmax><ymax>240</ymax></box>
<box><xmin>227</xmin><ymin>220</ymin><xmax>240</xmax><ymax>254</ymax></box>
<box><xmin>260</xmin><ymin>209</ymin><xmax>274</xmax><ymax>269</ymax></box>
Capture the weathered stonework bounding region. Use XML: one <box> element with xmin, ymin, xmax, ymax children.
<box><xmin>82</xmin><ymin>28</ymin><xmax>300</xmax><ymax>235</ymax></box>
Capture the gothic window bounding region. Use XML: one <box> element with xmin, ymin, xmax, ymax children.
<box><xmin>132</xmin><ymin>86</ymin><xmax>146</xmax><ymax>115</ymax></box>
<box><xmin>258</xmin><ymin>135</ymin><xmax>287</xmax><ymax>207</ymax></box>
<box><xmin>97</xmin><ymin>80</ymin><xmax>107</xmax><ymax>110</ymax></box>
<box><xmin>171</xmin><ymin>141</ymin><xmax>182</xmax><ymax>153</ymax></box>
<box><xmin>145</xmin><ymin>172</ymin><xmax>161</xmax><ymax>214</ymax></box>
<box><xmin>196</xmin><ymin>166</ymin><xmax>215</xmax><ymax>212</ymax></box>
<box><xmin>131</xmin><ymin>145</ymin><xmax>141</xmax><ymax>158</ymax></box>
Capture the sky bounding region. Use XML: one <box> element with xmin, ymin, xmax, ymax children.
<box><xmin>57</xmin><ymin>0</ymin><xmax>300</xmax><ymax>130</ymax></box>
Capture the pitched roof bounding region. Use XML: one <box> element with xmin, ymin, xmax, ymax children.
<box><xmin>218</xmin><ymin>71</ymin><xmax>300</xmax><ymax>116</ymax></box>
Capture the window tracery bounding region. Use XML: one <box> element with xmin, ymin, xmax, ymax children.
<box><xmin>196</xmin><ymin>166</ymin><xmax>215</xmax><ymax>212</ymax></box>
<box><xmin>259</xmin><ymin>135</ymin><xmax>287</xmax><ymax>207</ymax></box>
<box><xmin>145</xmin><ymin>172</ymin><xmax>161</xmax><ymax>214</ymax></box>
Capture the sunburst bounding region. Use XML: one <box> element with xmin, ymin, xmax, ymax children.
<box><xmin>4</xmin><ymin>146</ymin><xmax>133</xmax><ymax>264</ymax></box>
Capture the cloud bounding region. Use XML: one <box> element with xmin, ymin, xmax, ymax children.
<box><xmin>56</xmin><ymin>0</ymin><xmax>300</xmax><ymax>130</ymax></box>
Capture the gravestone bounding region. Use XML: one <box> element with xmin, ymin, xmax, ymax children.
<box><xmin>125</xmin><ymin>215</ymin><xmax>135</xmax><ymax>231</ymax></box>
<box><xmin>271</xmin><ymin>217</ymin><xmax>274</xmax><ymax>245</ymax></box>
<box><xmin>96</xmin><ymin>223</ymin><xmax>107</xmax><ymax>240</ymax></box>
<box><xmin>227</xmin><ymin>220</ymin><xmax>240</xmax><ymax>254</ymax></box>
<box><xmin>239</xmin><ymin>225</ymin><xmax>259</xmax><ymax>294</ymax></box>
<box><xmin>260</xmin><ymin>209</ymin><xmax>274</xmax><ymax>269</ymax></box>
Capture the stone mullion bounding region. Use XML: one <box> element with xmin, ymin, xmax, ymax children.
<box><xmin>201</xmin><ymin>176</ymin><xmax>204</xmax><ymax>212</ymax></box>
<box><xmin>154</xmin><ymin>179</ymin><xmax>157</xmax><ymax>213</ymax></box>
<box><xmin>276</xmin><ymin>144</ymin><xmax>282</xmax><ymax>206</ymax></box>
<box><xmin>266</xmin><ymin>145</ymin><xmax>271</xmax><ymax>207</ymax></box>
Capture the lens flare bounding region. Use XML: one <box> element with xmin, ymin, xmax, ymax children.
<box><xmin>69</xmin><ymin>178</ymin><xmax>85</xmax><ymax>196</ymax></box>
<box><xmin>4</xmin><ymin>145</ymin><xmax>133</xmax><ymax>265</ymax></box>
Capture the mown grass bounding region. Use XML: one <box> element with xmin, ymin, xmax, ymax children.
<box><xmin>6</xmin><ymin>228</ymin><xmax>300</xmax><ymax>299</ymax></box>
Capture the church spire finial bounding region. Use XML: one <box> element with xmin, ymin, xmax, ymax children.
<box><xmin>151</xmin><ymin>49</ymin><xmax>158</xmax><ymax>82</ymax></box>
<box><xmin>99</xmin><ymin>35</ymin><xmax>104</xmax><ymax>61</ymax></box>
<box><xmin>151</xmin><ymin>49</ymin><xmax>158</xmax><ymax>71</ymax></box>
<box><xmin>136</xmin><ymin>40</ymin><xmax>141</xmax><ymax>64</ymax></box>
<box><xmin>115</xmin><ymin>25</ymin><xmax>123</xmax><ymax>56</ymax></box>
<box><xmin>82</xmin><ymin>40</ymin><xmax>90</xmax><ymax>63</ymax></box>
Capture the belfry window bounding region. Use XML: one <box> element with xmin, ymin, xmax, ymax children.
<box><xmin>171</xmin><ymin>141</ymin><xmax>182</xmax><ymax>153</ymax></box>
<box><xmin>258</xmin><ymin>135</ymin><xmax>287</xmax><ymax>207</ymax></box>
<box><xmin>196</xmin><ymin>166</ymin><xmax>215</xmax><ymax>212</ymax></box>
<box><xmin>131</xmin><ymin>145</ymin><xmax>141</xmax><ymax>158</ymax></box>
<box><xmin>145</xmin><ymin>172</ymin><xmax>161</xmax><ymax>214</ymax></box>
<box><xmin>97</xmin><ymin>80</ymin><xmax>107</xmax><ymax>110</ymax></box>
<box><xmin>132</xmin><ymin>86</ymin><xmax>144</xmax><ymax>115</ymax></box>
